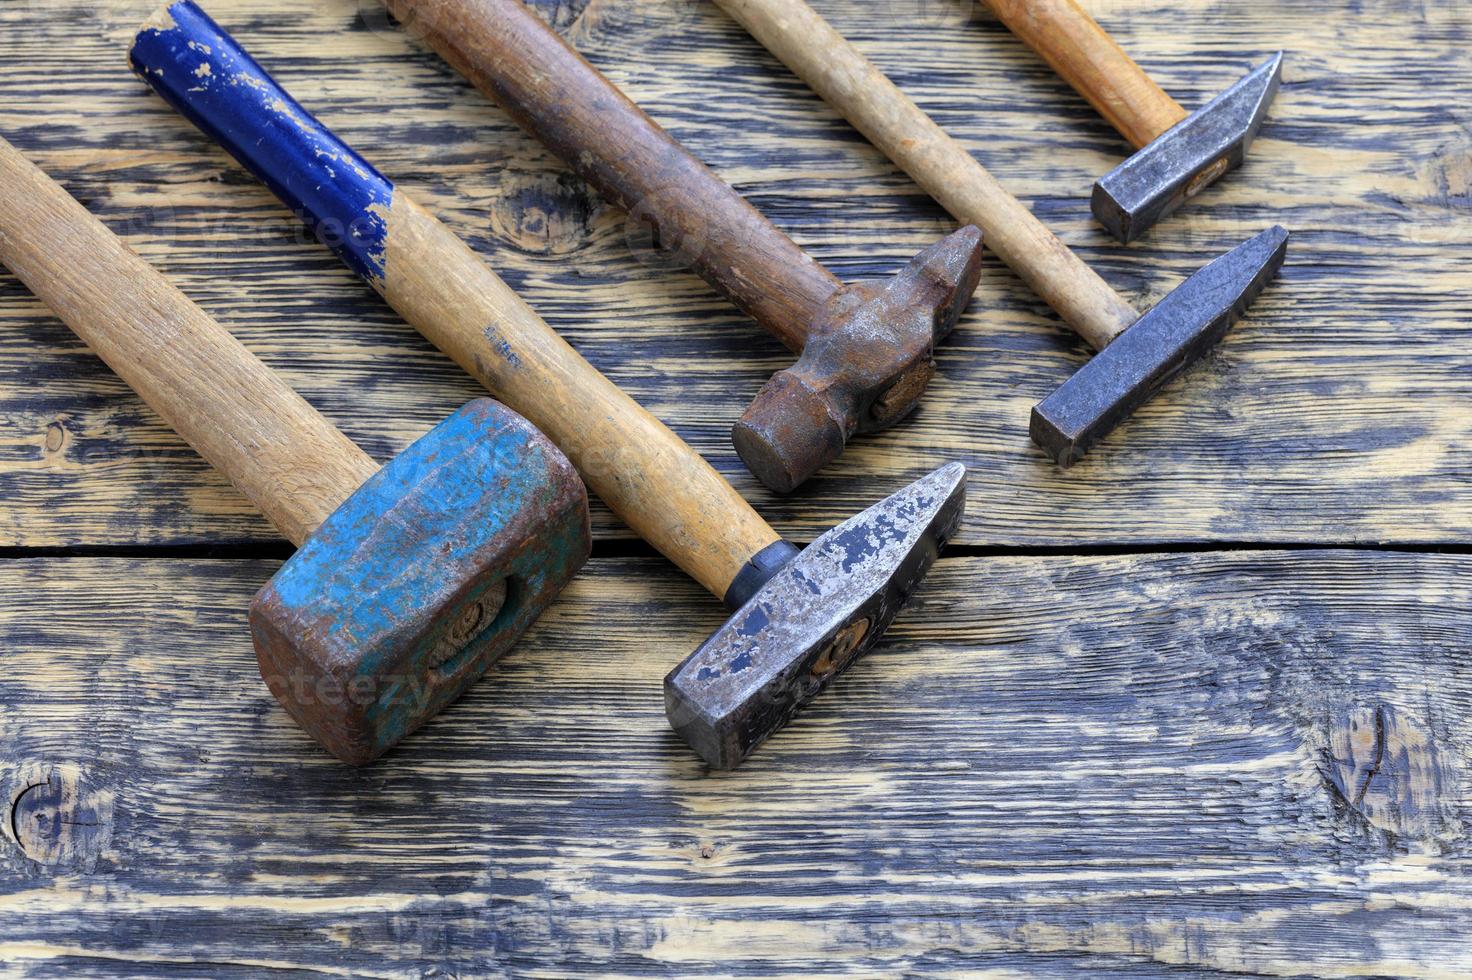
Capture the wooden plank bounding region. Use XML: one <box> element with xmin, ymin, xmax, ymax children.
<box><xmin>0</xmin><ymin>0</ymin><xmax>1469</xmax><ymax>548</ymax></box>
<box><xmin>2</xmin><ymin>552</ymin><xmax>1471</xmax><ymax>976</ymax></box>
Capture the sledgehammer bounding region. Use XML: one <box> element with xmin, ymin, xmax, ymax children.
<box><xmin>378</xmin><ymin>0</ymin><xmax>986</xmax><ymax>494</ymax></box>
<box><xmin>131</xmin><ymin>0</ymin><xmax>968</xmax><ymax>770</ymax></box>
<box><xmin>712</xmin><ymin>0</ymin><xmax>1289</xmax><ymax>467</ymax></box>
<box><xmin>0</xmin><ymin>135</ymin><xmax>590</xmax><ymax>765</ymax></box>
<box><xmin>984</xmin><ymin>0</ymin><xmax>1283</xmax><ymax>243</ymax></box>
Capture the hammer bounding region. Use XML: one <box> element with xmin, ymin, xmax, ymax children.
<box><xmin>984</xmin><ymin>0</ymin><xmax>1284</xmax><ymax>243</ymax></box>
<box><xmin>0</xmin><ymin>134</ymin><xmax>590</xmax><ymax>765</ymax></box>
<box><xmin>373</xmin><ymin>0</ymin><xmax>986</xmax><ymax>494</ymax></box>
<box><xmin>712</xmin><ymin>0</ymin><xmax>1290</xmax><ymax>467</ymax></box>
<box><xmin>131</xmin><ymin>0</ymin><xmax>968</xmax><ymax>770</ymax></box>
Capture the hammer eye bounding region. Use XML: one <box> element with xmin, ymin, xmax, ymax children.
<box><xmin>427</xmin><ymin>578</ymin><xmax>516</xmax><ymax>674</ymax></box>
<box><xmin>809</xmin><ymin>618</ymin><xmax>872</xmax><ymax>680</ymax></box>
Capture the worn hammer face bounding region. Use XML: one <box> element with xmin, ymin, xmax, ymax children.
<box><xmin>732</xmin><ymin>227</ymin><xmax>984</xmax><ymax>493</ymax></box>
<box><xmin>666</xmin><ymin>462</ymin><xmax>966</xmax><ymax>769</ymax></box>
<box><xmin>1094</xmin><ymin>55</ymin><xmax>1284</xmax><ymax>243</ymax></box>
<box><xmin>1032</xmin><ymin>225</ymin><xmax>1289</xmax><ymax>467</ymax></box>
<box><xmin>250</xmin><ymin>399</ymin><xmax>590</xmax><ymax>765</ymax></box>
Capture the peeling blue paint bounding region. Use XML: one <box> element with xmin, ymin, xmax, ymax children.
<box><xmin>130</xmin><ymin>1</ymin><xmax>394</xmax><ymax>284</ymax></box>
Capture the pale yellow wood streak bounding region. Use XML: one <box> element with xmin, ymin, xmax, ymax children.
<box><xmin>713</xmin><ymin>0</ymin><xmax>1141</xmax><ymax>350</ymax></box>
<box><xmin>381</xmin><ymin>191</ymin><xmax>778</xmax><ymax>598</ymax></box>
<box><xmin>4</xmin><ymin>552</ymin><xmax>1472</xmax><ymax>974</ymax></box>
<box><xmin>987</xmin><ymin>0</ymin><xmax>1189</xmax><ymax>150</ymax></box>
<box><xmin>0</xmin><ymin>137</ymin><xmax>377</xmax><ymax>547</ymax></box>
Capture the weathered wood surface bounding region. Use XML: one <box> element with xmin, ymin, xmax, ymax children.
<box><xmin>0</xmin><ymin>0</ymin><xmax>1468</xmax><ymax>547</ymax></box>
<box><xmin>2</xmin><ymin>0</ymin><xmax>1469</xmax><ymax>974</ymax></box>
<box><xmin>2</xmin><ymin>552</ymin><xmax>1471</xmax><ymax>976</ymax></box>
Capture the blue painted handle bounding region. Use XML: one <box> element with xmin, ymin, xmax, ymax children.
<box><xmin>131</xmin><ymin>1</ymin><xmax>394</xmax><ymax>284</ymax></box>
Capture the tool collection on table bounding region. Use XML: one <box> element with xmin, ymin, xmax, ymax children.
<box><xmin>0</xmin><ymin>0</ymin><xmax>1287</xmax><ymax>769</ymax></box>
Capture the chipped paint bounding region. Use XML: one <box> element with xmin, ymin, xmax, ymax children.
<box><xmin>129</xmin><ymin>1</ymin><xmax>394</xmax><ymax>284</ymax></box>
<box><xmin>138</xmin><ymin>3</ymin><xmax>177</xmax><ymax>34</ymax></box>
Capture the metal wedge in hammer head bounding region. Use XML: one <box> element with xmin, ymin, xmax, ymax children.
<box><xmin>1032</xmin><ymin>225</ymin><xmax>1290</xmax><ymax>467</ymax></box>
<box><xmin>667</xmin><ymin>462</ymin><xmax>966</xmax><ymax>769</ymax></box>
<box><xmin>373</xmin><ymin>0</ymin><xmax>986</xmax><ymax>493</ymax></box>
<box><xmin>734</xmin><ymin>227</ymin><xmax>983</xmax><ymax>493</ymax></box>
<box><xmin>0</xmin><ymin>134</ymin><xmax>590</xmax><ymax>766</ymax></box>
<box><xmin>1093</xmin><ymin>55</ymin><xmax>1285</xmax><ymax>244</ymax></box>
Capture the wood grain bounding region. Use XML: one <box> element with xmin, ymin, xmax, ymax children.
<box><xmin>385</xmin><ymin>0</ymin><xmax>844</xmax><ymax>355</ymax></box>
<box><xmin>0</xmin><ymin>135</ymin><xmax>380</xmax><ymax>548</ymax></box>
<box><xmin>1</xmin><ymin>2</ymin><xmax>1466</xmax><ymax>970</ymax></box>
<box><xmin>0</xmin><ymin>0</ymin><xmax>1468</xmax><ymax>548</ymax></box>
<box><xmin>2</xmin><ymin>551</ymin><xmax>1471</xmax><ymax>975</ymax></box>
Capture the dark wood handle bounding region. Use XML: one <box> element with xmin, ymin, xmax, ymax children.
<box><xmin>0</xmin><ymin>136</ymin><xmax>379</xmax><ymax>547</ymax></box>
<box><xmin>985</xmin><ymin>0</ymin><xmax>1187</xmax><ymax>150</ymax></box>
<box><xmin>384</xmin><ymin>0</ymin><xmax>841</xmax><ymax>352</ymax></box>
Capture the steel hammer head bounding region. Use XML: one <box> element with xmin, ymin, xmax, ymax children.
<box><xmin>250</xmin><ymin>399</ymin><xmax>590</xmax><ymax>764</ymax></box>
<box><xmin>1032</xmin><ymin>225</ymin><xmax>1289</xmax><ymax>467</ymax></box>
<box><xmin>732</xmin><ymin>227</ymin><xmax>984</xmax><ymax>494</ymax></box>
<box><xmin>666</xmin><ymin>462</ymin><xmax>966</xmax><ymax>769</ymax></box>
<box><xmin>1094</xmin><ymin>54</ymin><xmax>1284</xmax><ymax>243</ymax></box>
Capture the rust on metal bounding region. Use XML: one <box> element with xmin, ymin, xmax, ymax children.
<box><xmin>732</xmin><ymin>226</ymin><xmax>984</xmax><ymax>493</ymax></box>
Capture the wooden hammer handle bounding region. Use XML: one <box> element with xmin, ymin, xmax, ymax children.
<box><xmin>132</xmin><ymin>1</ymin><xmax>781</xmax><ymax>599</ymax></box>
<box><xmin>713</xmin><ymin>0</ymin><xmax>1139</xmax><ymax>350</ymax></box>
<box><xmin>0</xmin><ymin>136</ymin><xmax>379</xmax><ymax>547</ymax></box>
<box><xmin>380</xmin><ymin>194</ymin><xmax>782</xmax><ymax>598</ymax></box>
<box><xmin>383</xmin><ymin>0</ymin><xmax>840</xmax><ymax>353</ymax></box>
<box><xmin>985</xmin><ymin>0</ymin><xmax>1188</xmax><ymax>150</ymax></box>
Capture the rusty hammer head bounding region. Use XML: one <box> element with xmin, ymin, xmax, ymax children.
<box><xmin>666</xmin><ymin>462</ymin><xmax>966</xmax><ymax>768</ymax></box>
<box><xmin>250</xmin><ymin>400</ymin><xmax>590</xmax><ymax>765</ymax></box>
<box><xmin>731</xmin><ymin>227</ymin><xmax>984</xmax><ymax>493</ymax></box>
<box><xmin>1032</xmin><ymin>225</ymin><xmax>1289</xmax><ymax>467</ymax></box>
<box><xmin>1094</xmin><ymin>54</ymin><xmax>1284</xmax><ymax>243</ymax></box>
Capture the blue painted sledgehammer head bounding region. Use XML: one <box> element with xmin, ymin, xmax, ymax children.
<box><xmin>251</xmin><ymin>400</ymin><xmax>590</xmax><ymax>765</ymax></box>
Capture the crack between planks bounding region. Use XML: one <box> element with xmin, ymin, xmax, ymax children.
<box><xmin>1352</xmin><ymin>704</ymin><xmax>1389</xmax><ymax>809</ymax></box>
<box><xmin>2</xmin><ymin>540</ymin><xmax>1472</xmax><ymax>563</ymax></box>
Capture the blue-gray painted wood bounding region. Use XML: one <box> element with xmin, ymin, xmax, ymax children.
<box><xmin>0</xmin><ymin>0</ymin><xmax>1467</xmax><ymax>971</ymax></box>
<box><xmin>1</xmin><ymin>553</ymin><xmax>1470</xmax><ymax>975</ymax></box>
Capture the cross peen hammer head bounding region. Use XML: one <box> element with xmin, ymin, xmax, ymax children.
<box><xmin>666</xmin><ymin>462</ymin><xmax>966</xmax><ymax>768</ymax></box>
<box><xmin>732</xmin><ymin>227</ymin><xmax>984</xmax><ymax>494</ymax></box>
<box><xmin>251</xmin><ymin>400</ymin><xmax>590</xmax><ymax>765</ymax></box>
<box><xmin>1094</xmin><ymin>55</ymin><xmax>1284</xmax><ymax>244</ymax></box>
<box><xmin>1032</xmin><ymin>225</ymin><xmax>1290</xmax><ymax>468</ymax></box>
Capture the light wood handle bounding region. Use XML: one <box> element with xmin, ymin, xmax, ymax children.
<box><xmin>713</xmin><ymin>0</ymin><xmax>1139</xmax><ymax>350</ymax></box>
<box><xmin>0</xmin><ymin>137</ymin><xmax>379</xmax><ymax>546</ymax></box>
<box><xmin>382</xmin><ymin>195</ymin><xmax>780</xmax><ymax>599</ymax></box>
<box><xmin>986</xmin><ymin>0</ymin><xmax>1188</xmax><ymax>150</ymax></box>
